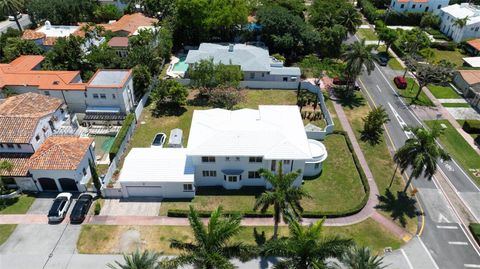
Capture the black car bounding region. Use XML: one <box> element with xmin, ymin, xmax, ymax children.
<box><xmin>70</xmin><ymin>194</ymin><xmax>93</xmax><ymax>224</ymax></box>
<box><xmin>375</xmin><ymin>52</ymin><xmax>389</xmax><ymax>66</ymax></box>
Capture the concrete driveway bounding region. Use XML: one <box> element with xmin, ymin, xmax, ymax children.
<box><xmin>100</xmin><ymin>198</ymin><xmax>161</xmax><ymax>216</ymax></box>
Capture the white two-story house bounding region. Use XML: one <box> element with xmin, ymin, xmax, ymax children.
<box><xmin>389</xmin><ymin>0</ymin><xmax>449</xmax><ymax>13</ymax></box>
<box><xmin>118</xmin><ymin>106</ymin><xmax>328</xmax><ymax>198</ymax></box>
<box><xmin>439</xmin><ymin>3</ymin><xmax>480</xmax><ymax>42</ymax></box>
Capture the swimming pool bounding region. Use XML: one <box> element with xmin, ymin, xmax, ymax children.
<box><xmin>94</xmin><ymin>135</ymin><xmax>115</xmax><ymax>157</ymax></box>
<box><xmin>173</xmin><ymin>55</ymin><xmax>189</xmax><ymax>72</ymax></box>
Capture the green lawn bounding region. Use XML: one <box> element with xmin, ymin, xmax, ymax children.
<box><xmin>342</xmin><ymin>92</ymin><xmax>418</xmax><ymax>233</ymax></box>
<box><xmin>77</xmin><ymin>218</ymin><xmax>401</xmax><ymax>255</ymax></box>
<box><xmin>0</xmin><ymin>194</ymin><xmax>35</xmax><ymax>214</ymax></box>
<box><xmin>428</xmin><ymin>84</ymin><xmax>461</xmax><ymax>99</ymax></box>
<box><xmin>396</xmin><ymin>78</ymin><xmax>434</xmax><ymax>107</ymax></box>
<box><xmin>441</xmin><ymin>103</ymin><xmax>472</xmax><ymax>108</ymax></box>
<box><xmin>357</xmin><ymin>28</ymin><xmax>378</xmax><ymax>40</ymax></box>
<box><xmin>430</xmin><ymin>48</ymin><xmax>467</xmax><ymax>67</ymax></box>
<box><xmin>425</xmin><ymin>120</ymin><xmax>480</xmax><ymax>186</ymax></box>
<box><xmin>0</xmin><ymin>225</ymin><xmax>16</xmax><ymax>245</ymax></box>
<box><xmin>470</xmin><ymin>223</ymin><xmax>480</xmax><ymax>245</ymax></box>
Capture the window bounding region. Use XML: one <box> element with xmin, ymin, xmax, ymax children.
<box><xmin>250</xmin><ymin>72</ymin><xmax>255</xmax><ymax>79</ymax></box>
<box><xmin>6</xmin><ymin>144</ymin><xmax>13</xmax><ymax>148</ymax></box>
<box><xmin>82</xmin><ymin>168</ymin><xmax>87</xmax><ymax>176</ymax></box>
<box><xmin>201</xmin><ymin>156</ymin><xmax>215</xmax><ymax>163</ymax></box>
<box><xmin>392</xmin><ymin>2</ymin><xmax>395</xmax><ymax>7</ymax></box>
<box><xmin>225</xmin><ymin>157</ymin><xmax>230</xmax><ymax>161</ymax></box>
<box><xmin>283</xmin><ymin>77</ymin><xmax>288</xmax><ymax>82</ymax></box>
<box><xmin>283</xmin><ymin>160</ymin><xmax>291</xmax><ymax>165</ymax></box>
<box><xmin>248</xmin><ymin>171</ymin><xmax>261</xmax><ymax>179</ymax></box>
<box><xmin>412</xmin><ymin>4</ymin><xmax>416</xmax><ymax>8</ymax></box>
<box><xmin>437</xmin><ymin>4</ymin><xmax>441</xmax><ymax>9</ymax></box>
<box><xmin>425</xmin><ymin>6</ymin><xmax>429</xmax><ymax>12</ymax></box>
<box><xmin>227</xmin><ymin>176</ymin><xmax>238</xmax><ymax>182</ymax></box>
<box><xmin>183</xmin><ymin>183</ymin><xmax>193</xmax><ymax>192</ymax></box>
<box><xmin>249</xmin><ymin>157</ymin><xmax>263</xmax><ymax>163</ymax></box>
<box><xmin>44</xmin><ymin>91</ymin><xmax>50</xmax><ymax>96</ymax></box>
<box><xmin>476</xmin><ymin>27</ymin><xmax>479</xmax><ymax>32</ymax></box>
<box><xmin>400</xmin><ymin>4</ymin><xmax>404</xmax><ymax>8</ymax></box>
<box><xmin>202</xmin><ymin>170</ymin><xmax>216</xmax><ymax>177</ymax></box>
<box><xmin>60</xmin><ymin>108</ymin><xmax>64</xmax><ymax>114</ymax></box>
<box><xmin>271</xmin><ymin>160</ymin><xmax>276</xmax><ymax>171</ymax></box>
<box><xmin>235</xmin><ymin>157</ymin><xmax>240</xmax><ymax>161</ymax></box>
<box><xmin>0</xmin><ymin>144</ymin><xmax>3</xmax><ymax>148</ymax></box>
<box><xmin>16</xmin><ymin>144</ymin><xmax>21</xmax><ymax>149</ymax></box>
<box><xmin>112</xmin><ymin>94</ymin><xmax>116</xmax><ymax>99</ymax></box>
<box><xmin>314</xmin><ymin>163</ymin><xmax>320</xmax><ymax>169</ymax></box>
<box><xmin>35</xmin><ymin>135</ymin><xmax>40</xmax><ymax>141</ymax></box>
<box><xmin>262</xmin><ymin>73</ymin><xmax>265</xmax><ymax>77</ymax></box>
<box><xmin>100</xmin><ymin>94</ymin><xmax>106</xmax><ymax>99</ymax></box>
<box><xmin>93</xmin><ymin>93</ymin><xmax>99</xmax><ymax>99</ymax></box>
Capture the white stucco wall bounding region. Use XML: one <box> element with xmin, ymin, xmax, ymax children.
<box><xmin>390</xmin><ymin>0</ymin><xmax>448</xmax><ymax>13</ymax></box>
<box><xmin>440</xmin><ymin>11</ymin><xmax>480</xmax><ymax>42</ymax></box>
<box><xmin>86</xmin><ymin>76</ymin><xmax>135</xmax><ymax>114</ymax></box>
<box><xmin>120</xmin><ymin>181</ymin><xmax>195</xmax><ymax>199</ymax></box>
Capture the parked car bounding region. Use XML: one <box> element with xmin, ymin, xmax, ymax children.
<box><xmin>151</xmin><ymin>133</ymin><xmax>166</xmax><ymax>147</ymax></box>
<box><xmin>394</xmin><ymin>76</ymin><xmax>408</xmax><ymax>89</ymax></box>
<box><xmin>8</xmin><ymin>13</ymin><xmax>22</xmax><ymax>21</ymax></box>
<box><xmin>70</xmin><ymin>194</ymin><xmax>93</xmax><ymax>224</ymax></box>
<box><xmin>375</xmin><ymin>52</ymin><xmax>389</xmax><ymax>66</ymax></box>
<box><xmin>48</xmin><ymin>193</ymin><xmax>72</xmax><ymax>223</ymax></box>
<box><xmin>332</xmin><ymin>77</ymin><xmax>360</xmax><ymax>90</ymax></box>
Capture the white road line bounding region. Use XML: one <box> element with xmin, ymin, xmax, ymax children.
<box><xmin>449</xmin><ymin>241</ymin><xmax>469</xmax><ymax>246</ymax></box>
<box><xmin>436</xmin><ymin>225</ymin><xmax>458</xmax><ymax>229</ymax></box>
<box><xmin>376</xmin><ymin>84</ymin><xmax>382</xmax><ymax>92</ymax></box>
<box><xmin>418</xmin><ymin>236</ymin><xmax>441</xmax><ymax>269</ymax></box>
<box><xmin>401</xmin><ymin>249</ymin><xmax>414</xmax><ymax>269</ymax></box>
<box><xmin>464</xmin><ymin>264</ymin><xmax>480</xmax><ymax>268</ymax></box>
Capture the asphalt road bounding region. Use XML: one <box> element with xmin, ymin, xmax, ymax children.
<box><xmin>0</xmin><ymin>14</ymin><xmax>31</xmax><ymax>33</ymax></box>
<box><xmin>352</xmin><ymin>34</ymin><xmax>480</xmax><ymax>268</ymax></box>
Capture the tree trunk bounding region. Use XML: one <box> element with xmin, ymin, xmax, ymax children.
<box><xmin>403</xmin><ymin>173</ymin><xmax>415</xmax><ymax>193</ymax></box>
<box><xmin>8</xmin><ymin>7</ymin><xmax>22</xmax><ymax>31</ymax></box>
<box><xmin>272</xmin><ymin>204</ymin><xmax>280</xmax><ymax>239</ymax></box>
<box><xmin>388</xmin><ymin>164</ymin><xmax>398</xmax><ymax>189</ymax></box>
<box><xmin>414</xmin><ymin>82</ymin><xmax>424</xmax><ymax>101</ymax></box>
<box><xmin>403</xmin><ymin>68</ymin><xmax>408</xmax><ymax>78</ymax></box>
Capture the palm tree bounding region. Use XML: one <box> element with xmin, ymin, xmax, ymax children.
<box><xmin>162</xmin><ymin>206</ymin><xmax>256</xmax><ymax>269</ymax></box>
<box><xmin>107</xmin><ymin>249</ymin><xmax>162</xmax><ymax>269</ymax></box>
<box><xmin>262</xmin><ymin>218</ymin><xmax>353</xmax><ymax>269</ymax></box>
<box><xmin>0</xmin><ymin>0</ymin><xmax>23</xmax><ymax>31</ymax></box>
<box><xmin>361</xmin><ymin>106</ymin><xmax>390</xmax><ymax>145</ymax></box>
<box><xmin>0</xmin><ymin>160</ymin><xmax>13</xmax><ymax>190</ymax></box>
<box><xmin>338</xmin><ymin>7</ymin><xmax>362</xmax><ymax>34</ymax></box>
<box><xmin>334</xmin><ymin>245</ymin><xmax>386</xmax><ymax>269</ymax></box>
<box><xmin>453</xmin><ymin>16</ymin><xmax>469</xmax><ymax>29</ymax></box>
<box><xmin>393</xmin><ymin>126</ymin><xmax>451</xmax><ymax>193</ymax></box>
<box><xmin>254</xmin><ymin>162</ymin><xmax>310</xmax><ymax>239</ymax></box>
<box><xmin>343</xmin><ymin>39</ymin><xmax>375</xmax><ymax>92</ymax></box>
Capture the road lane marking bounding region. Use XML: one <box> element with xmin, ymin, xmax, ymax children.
<box><xmin>448</xmin><ymin>241</ymin><xmax>469</xmax><ymax>245</ymax></box>
<box><xmin>418</xmin><ymin>236</ymin><xmax>440</xmax><ymax>269</ymax></box>
<box><xmin>437</xmin><ymin>213</ymin><xmax>450</xmax><ymax>223</ymax></box>
<box><xmin>436</xmin><ymin>225</ymin><xmax>458</xmax><ymax>229</ymax></box>
<box><xmin>376</xmin><ymin>84</ymin><xmax>382</xmax><ymax>92</ymax></box>
<box><xmin>401</xmin><ymin>249</ymin><xmax>414</xmax><ymax>269</ymax></box>
<box><xmin>464</xmin><ymin>264</ymin><xmax>480</xmax><ymax>268</ymax></box>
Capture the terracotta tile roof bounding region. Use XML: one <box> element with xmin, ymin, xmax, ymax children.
<box><xmin>100</xmin><ymin>13</ymin><xmax>157</xmax><ymax>36</ymax></box>
<box><xmin>0</xmin><ymin>92</ymin><xmax>63</xmax><ymax>118</ymax></box>
<box><xmin>0</xmin><ymin>117</ymin><xmax>39</xmax><ymax>143</ymax></box>
<box><xmin>22</xmin><ymin>30</ymin><xmax>46</xmax><ymax>40</ymax></box>
<box><xmin>467</xmin><ymin>39</ymin><xmax>480</xmax><ymax>51</ymax></box>
<box><xmin>108</xmin><ymin>36</ymin><xmax>129</xmax><ymax>47</ymax></box>
<box><xmin>458</xmin><ymin>70</ymin><xmax>480</xmax><ymax>85</ymax></box>
<box><xmin>0</xmin><ymin>153</ymin><xmax>31</xmax><ymax>177</ymax></box>
<box><xmin>0</xmin><ymin>55</ymin><xmax>86</xmax><ymax>91</ymax></box>
<box><xmin>28</xmin><ymin>136</ymin><xmax>93</xmax><ymax>170</ymax></box>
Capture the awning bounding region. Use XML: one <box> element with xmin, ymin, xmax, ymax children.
<box><xmin>221</xmin><ymin>169</ymin><xmax>244</xmax><ymax>175</ymax></box>
<box><xmin>84</xmin><ymin>112</ymin><xmax>126</xmax><ymax>121</ymax></box>
<box><xmin>86</xmin><ymin>106</ymin><xmax>121</xmax><ymax>113</ymax></box>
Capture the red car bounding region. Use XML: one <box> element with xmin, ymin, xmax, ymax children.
<box><xmin>394</xmin><ymin>76</ymin><xmax>407</xmax><ymax>89</ymax></box>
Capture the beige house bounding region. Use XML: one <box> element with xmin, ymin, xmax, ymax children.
<box><xmin>453</xmin><ymin>70</ymin><xmax>480</xmax><ymax>109</ymax></box>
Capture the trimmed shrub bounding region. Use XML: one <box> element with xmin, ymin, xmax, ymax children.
<box><xmin>382</xmin><ymin>11</ymin><xmax>423</xmax><ymax>26</ymax></box>
<box><xmin>469</xmin><ymin>223</ymin><xmax>480</xmax><ymax>245</ymax></box>
<box><xmin>462</xmin><ymin>120</ymin><xmax>480</xmax><ymax>134</ymax></box>
<box><xmin>430</xmin><ymin>41</ymin><xmax>457</xmax><ymax>51</ymax></box>
<box><xmin>167</xmin><ymin>209</ymin><xmax>274</xmax><ymax>218</ymax></box>
<box><xmin>109</xmin><ymin>113</ymin><xmax>136</xmax><ymax>161</ymax></box>
<box><xmin>94</xmin><ymin>202</ymin><xmax>101</xmax><ymax>215</ymax></box>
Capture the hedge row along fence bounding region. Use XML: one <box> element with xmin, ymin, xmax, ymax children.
<box><xmin>469</xmin><ymin>223</ymin><xmax>480</xmax><ymax>245</ymax></box>
<box><xmin>167</xmin><ymin>131</ymin><xmax>370</xmax><ymax>219</ymax></box>
<box><xmin>109</xmin><ymin>113</ymin><xmax>136</xmax><ymax>161</ymax></box>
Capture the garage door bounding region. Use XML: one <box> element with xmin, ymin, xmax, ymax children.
<box><xmin>126</xmin><ymin>186</ymin><xmax>163</xmax><ymax>197</ymax></box>
<box><xmin>59</xmin><ymin>178</ymin><xmax>78</xmax><ymax>191</ymax></box>
<box><xmin>38</xmin><ymin>178</ymin><xmax>58</xmax><ymax>191</ymax></box>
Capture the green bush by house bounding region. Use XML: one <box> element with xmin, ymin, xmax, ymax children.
<box><xmin>462</xmin><ymin>120</ymin><xmax>480</xmax><ymax>134</ymax></box>
<box><xmin>469</xmin><ymin>223</ymin><xmax>480</xmax><ymax>245</ymax></box>
<box><xmin>109</xmin><ymin>113</ymin><xmax>136</xmax><ymax>161</ymax></box>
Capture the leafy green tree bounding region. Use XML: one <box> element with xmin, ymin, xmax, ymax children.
<box><xmin>27</xmin><ymin>0</ymin><xmax>97</xmax><ymax>25</ymax></box>
<box><xmin>262</xmin><ymin>218</ymin><xmax>353</xmax><ymax>268</ymax></box>
<box><xmin>128</xmin><ymin>29</ymin><xmax>162</xmax><ymax>73</ymax></box>
<box><xmin>162</xmin><ymin>206</ymin><xmax>257</xmax><ymax>269</ymax></box>
<box><xmin>394</xmin><ymin>126</ymin><xmax>451</xmax><ymax>193</ymax></box>
<box><xmin>0</xmin><ymin>28</ymin><xmax>22</xmax><ymax>62</ymax></box>
<box><xmin>142</xmin><ymin>0</ymin><xmax>176</xmax><ymax>18</ymax></box>
<box><xmin>151</xmin><ymin>79</ymin><xmax>188</xmax><ymax>109</ymax></box>
<box><xmin>156</xmin><ymin>26</ymin><xmax>173</xmax><ymax>62</ymax></box>
<box><xmin>420</xmin><ymin>13</ymin><xmax>441</xmax><ymax>29</ymax></box>
<box><xmin>317</xmin><ymin>24</ymin><xmax>348</xmax><ymax>58</ymax></box>
<box><xmin>132</xmin><ymin>64</ymin><xmax>152</xmax><ymax>97</ymax></box>
<box><xmin>0</xmin><ymin>0</ymin><xmax>23</xmax><ymax>30</ymax></box>
<box><xmin>413</xmin><ymin>62</ymin><xmax>453</xmax><ymax>101</ymax></box>
<box><xmin>93</xmin><ymin>4</ymin><xmax>121</xmax><ymax>23</ymax></box>
<box><xmin>89</xmin><ymin>160</ymin><xmax>102</xmax><ymax>197</ymax></box>
<box><xmin>84</xmin><ymin>45</ymin><xmax>123</xmax><ymax>79</ymax></box>
<box><xmin>399</xmin><ymin>28</ymin><xmax>430</xmax><ymax>57</ymax></box>
<box><xmin>43</xmin><ymin>36</ymin><xmax>85</xmax><ymax>71</ymax></box>
<box><xmin>334</xmin><ymin>245</ymin><xmax>386</xmax><ymax>269</ymax></box>
<box><xmin>254</xmin><ymin>162</ymin><xmax>310</xmax><ymax>239</ymax></box>
<box><xmin>108</xmin><ymin>249</ymin><xmax>162</xmax><ymax>269</ymax></box>
<box><xmin>338</xmin><ymin>6</ymin><xmax>362</xmax><ymax>34</ymax></box>
<box><xmin>2</xmin><ymin>37</ymin><xmax>42</xmax><ymax>62</ymax></box>
<box><xmin>208</xmin><ymin>87</ymin><xmax>245</xmax><ymax>109</ymax></box>
<box><xmin>260</xmin><ymin>0</ymin><xmax>305</xmax><ymax>17</ymax></box>
<box><xmin>0</xmin><ymin>160</ymin><xmax>13</xmax><ymax>190</ymax></box>
<box><xmin>188</xmin><ymin>59</ymin><xmax>243</xmax><ymax>89</ymax></box>
<box><xmin>377</xmin><ymin>26</ymin><xmax>398</xmax><ymax>52</ymax></box>
<box><xmin>361</xmin><ymin>106</ymin><xmax>390</xmax><ymax>145</ymax></box>
<box><xmin>343</xmin><ymin>39</ymin><xmax>375</xmax><ymax>91</ymax></box>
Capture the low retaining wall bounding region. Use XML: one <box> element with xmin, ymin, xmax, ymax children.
<box><xmin>0</xmin><ymin>190</ymin><xmax>21</xmax><ymax>199</ymax></box>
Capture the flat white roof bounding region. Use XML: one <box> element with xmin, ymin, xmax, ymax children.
<box><xmin>37</xmin><ymin>25</ymin><xmax>79</xmax><ymax>37</ymax></box>
<box><xmin>89</xmin><ymin>70</ymin><xmax>130</xmax><ymax>86</ymax></box>
<box><xmin>187</xmin><ymin>105</ymin><xmax>313</xmax><ymax>160</ymax></box>
<box><xmin>463</xmin><ymin>56</ymin><xmax>480</xmax><ymax>67</ymax></box>
<box><xmin>441</xmin><ymin>4</ymin><xmax>480</xmax><ymax>25</ymax></box>
<box><xmin>119</xmin><ymin>148</ymin><xmax>194</xmax><ymax>183</ymax></box>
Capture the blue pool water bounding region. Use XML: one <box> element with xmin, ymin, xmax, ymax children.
<box><xmin>173</xmin><ymin>56</ymin><xmax>189</xmax><ymax>72</ymax></box>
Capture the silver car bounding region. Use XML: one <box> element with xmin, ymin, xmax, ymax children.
<box><xmin>48</xmin><ymin>192</ymin><xmax>72</xmax><ymax>223</ymax></box>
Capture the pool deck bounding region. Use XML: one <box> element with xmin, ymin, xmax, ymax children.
<box><xmin>166</xmin><ymin>55</ymin><xmax>187</xmax><ymax>78</ymax></box>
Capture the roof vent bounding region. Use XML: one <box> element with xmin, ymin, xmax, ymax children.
<box><xmin>53</xmin><ymin>80</ymin><xmax>60</xmax><ymax>85</ymax></box>
<box><xmin>45</xmin><ymin>20</ymin><xmax>51</xmax><ymax>30</ymax></box>
<box><xmin>228</xmin><ymin>44</ymin><xmax>234</xmax><ymax>52</ymax></box>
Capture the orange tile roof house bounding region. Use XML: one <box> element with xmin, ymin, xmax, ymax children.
<box><xmin>0</xmin><ymin>55</ymin><xmax>135</xmax><ymax>116</ymax></box>
<box><xmin>466</xmin><ymin>39</ymin><xmax>480</xmax><ymax>56</ymax></box>
<box><xmin>453</xmin><ymin>70</ymin><xmax>480</xmax><ymax>109</ymax></box>
<box><xmin>100</xmin><ymin>13</ymin><xmax>158</xmax><ymax>36</ymax></box>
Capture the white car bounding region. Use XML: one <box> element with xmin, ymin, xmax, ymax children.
<box><xmin>48</xmin><ymin>192</ymin><xmax>72</xmax><ymax>222</ymax></box>
<box><xmin>8</xmin><ymin>13</ymin><xmax>22</xmax><ymax>21</ymax></box>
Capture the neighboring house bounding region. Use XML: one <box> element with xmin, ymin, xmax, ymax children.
<box><xmin>0</xmin><ymin>153</ymin><xmax>37</xmax><ymax>191</ymax></box>
<box><xmin>27</xmin><ymin>136</ymin><xmax>95</xmax><ymax>192</ymax></box>
<box><xmin>22</xmin><ymin>21</ymin><xmax>105</xmax><ymax>51</ymax></box>
<box><xmin>119</xmin><ymin>105</ymin><xmax>327</xmax><ymax>198</ymax></box>
<box><xmin>439</xmin><ymin>3</ymin><xmax>480</xmax><ymax>42</ymax></box>
<box><xmin>389</xmin><ymin>0</ymin><xmax>449</xmax><ymax>13</ymax></box>
<box><xmin>184</xmin><ymin>43</ymin><xmax>301</xmax><ymax>82</ymax></box>
<box><xmin>108</xmin><ymin>36</ymin><xmax>129</xmax><ymax>57</ymax></box>
<box><xmin>0</xmin><ymin>92</ymin><xmax>67</xmax><ymax>154</ymax></box>
<box><xmin>453</xmin><ymin>70</ymin><xmax>480</xmax><ymax>108</ymax></box>
<box><xmin>0</xmin><ymin>56</ymin><xmax>135</xmax><ymax>121</ymax></box>
<box><xmin>462</xmin><ymin>56</ymin><xmax>480</xmax><ymax>67</ymax></box>
<box><xmin>100</xmin><ymin>13</ymin><xmax>158</xmax><ymax>37</ymax></box>
<box><xmin>465</xmin><ymin>38</ymin><xmax>480</xmax><ymax>55</ymax></box>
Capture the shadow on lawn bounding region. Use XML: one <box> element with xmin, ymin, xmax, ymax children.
<box><xmin>151</xmin><ymin>104</ymin><xmax>187</xmax><ymax>117</ymax></box>
<box><xmin>331</xmin><ymin>87</ymin><xmax>365</xmax><ymax>109</ymax></box>
<box><xmin>375</xmin><ymin>189</ymin><xmax>420</xmax><ymax>228</ymax></box>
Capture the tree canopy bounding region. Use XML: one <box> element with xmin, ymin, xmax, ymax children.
<box><xmin>27</xmin><ymin>0</ymin><xmax>97</xmax><ymax>25</ymax></box>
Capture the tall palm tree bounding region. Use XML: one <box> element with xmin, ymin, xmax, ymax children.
<box><xmin>343</xmin><ymin>39</ymin><xmax>375</xmax><ymax>92</ymax></box>
<box><xmin>338</xmin><ymin>7</ymin><xmax>362</xmax><ymax>34</ymax></box>
<box><xmin>393</xmin><ymin>126</ymin><xmax>451</xmax><ymax>193</ymax></box>
<box><xmin>0</xmin><ymin>0</ymin><xmax>22</xmax><ymax>31</ymax></box>
<box><xmin>453</xmin><ymin>16</ymin><xmax>469</xmax><ymax>29</ymax></box>
<box><xmin>107</xmin><ymin>249</ymin><xmax>162</xmax><ymax>269</ymax></box>
<box><xmin>334</xmin><ymin>245</ymin><xmax>386</xmax><ymax>269</ymax></box>
<box><xmin>162</xmin><ymin>206</ymin><xmax>257</xmax><ymax>269</ymax></box>
<box><xmin>254</xmin><ymin>162</ymin><xmax>310</xmax><ymax>239</ymax></box>
<box><xmin>262</xmin><ymin>218</ymin><xmax>353</xmax><ymax>269</ymax></box>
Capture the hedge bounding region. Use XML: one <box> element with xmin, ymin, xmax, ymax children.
<box><xmin>382</xmin><ymin>11</ymin><xmax>423</xmax><ymax>26</ymax></box>
<box><xmin>430</xmin><ymin>41</ymin><xmax>457</xmax><ymax>51</ymax></box>
<box><xmin>462</xmin><ymin>120</ymin><xmax>480</xmax><ymax>134</ymax></box>
<box><xmin>469</xmin><ymin>223</ymin><xmax>480</xmax><ymax>245</ymax></box>
<box><xmin>109</xmin><ymin>113</ymin><xmax>136</xmax><ymax>161</ymax></box>
<box><xmin>168</xmin><ymin>131</ymin><xmax>371</xmax><ymax>219</ymax></box>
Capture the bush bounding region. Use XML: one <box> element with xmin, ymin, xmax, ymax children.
<box><xmin>207</xmin><ymin>87</ymin><xmax>245</xmax><ymax>109</ymax></box>
<box><xmin>462</xmin><ymin>120</ymin><xmax>480</xmax><ymax>134</ymax></box>
<box><xmin>430</xmin><ymin>41</ymin><xmax>457</xmax><ymax>51</ymax></box>
<box><xmin>469</xmin><ymin>223</ymin><xmax>480</xmax><ymax>245</ymax></box>
<box><xmin>382</xmin><ymin>11</ymin><xmax>424</xmax><ymax>26</ymax></box>
<box><xmin>358</xmin><ymin>0</ymin><xmax>378</xmax><ymax>23</ymax></box>
<box><xmin>168</xmin><ymin>209</ymin><xmax>274</xmax><ymax>218</ymax></box>
<box><xmin>109</xmin><ymin>113</ymin><xmax>136</xmax><ymax>161</ymax></box>
<box><xmin>94</xmin><ymin>202</ymin><xmax>101</xmax><ymax>215</ymax></box>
